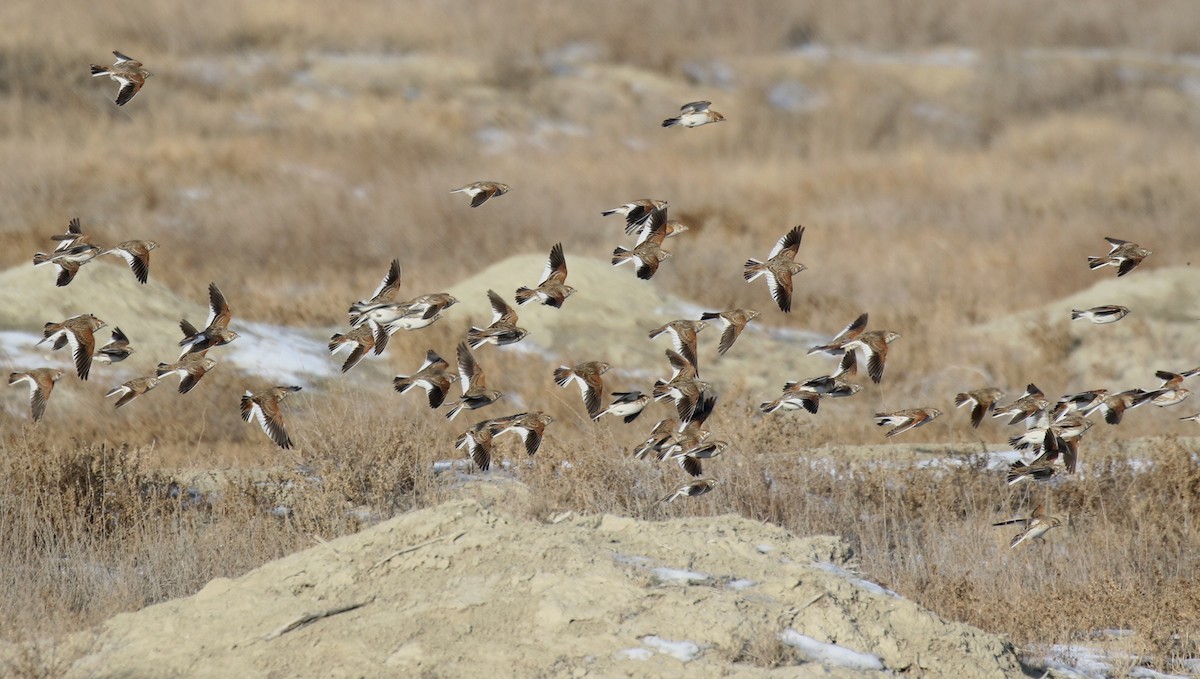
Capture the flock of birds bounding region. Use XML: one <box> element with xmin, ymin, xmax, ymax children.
<box><xmin>4</xmin><ymin>53</ymin><xmax>1191</xmax><ymax>531</ymax></box>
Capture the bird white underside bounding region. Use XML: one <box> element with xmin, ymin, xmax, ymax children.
<box><xmin>1010</xmin><ymin>524</ymin><xmax>1050</xmax><ymax>548</ymax></box>
<box><xmin>658</xmin><ymin>386</ymin><xmax>685</xmax><ymax>401</ymax></box>
<box><xmin>768</xmin><ymin>274</ymin><xmax>787</xmax><ymax>303</ymax></box>
<box><xmin>412</xmin><ymin>378</ymin><xmax>438</xmax><ymax>392</ymax></box>
<box><xmin>538</xmin><ymin>252</ymin><xmax>563</xmax><ymax>285</ymax></box>
<box><xmin>39</xmin><ymin>328</ymin><xmax>67</xmax><ymax>346</ymax></box>
<box><xmin>178</xmin><ymin>338</ymin><xmax>207</xmax><ymax>359</ymax></box>
<box><xmin>329</xmin><ymin>340</ymin><xmax>356</xmax><ymax>355</ymax></box>
<box><xmin>10</xmin><ymin>374</ymin><xmax>38</xmax><ymax>395</ymax></box>
<box><xmin>457</xmin><ymin>363</ymin><xmax>480</xmax><ymax>390</ymax></box>
<box><xmin>383</xmin><ymin>315</ymin><xmax>438</xmax><ymax>332</ymax></box>
<box><xmin>455</xmin><ymin>433</ymin><xmax>488</xmax><ymax>454</ymax></box>
<box><xmin>107</xmin><ymin>249</ymin><xmax>136</xmax><ymax>265</ymax></box>
<box><xmin>1013</xmin><ymin>430</ymin><xmax>1045</xmax><ymax>446</ymax></box>
<box><xmin>62</xmin><ymin>332</ymin><xmax>84</xmax><ymax>365</ymax></box>
<box><xmin>843</xmin><ymin>343</ymin><xmax>879</xmax><ymax>365</ymax></box>
<box><xmin>768</xmin><ymin>238</ymin><xmax>789</xmax><ymax>260</ymax></box>
<box><xmin>105</xmin><ymin>385</ymin><xmax>132</xmax><ymax>398</ymax></box>
<box><xmin>245</xmin><ymin>403</ymin><xmax>274</xmax><ymax>439</ymax></box>
<box><xmin>665</xmin><ymin>332</ymin><xmax>690</xmax><ymax>357</ymax></box>
<box><xmin>603</xmin><ymin>402</ymin><xmax>643</xmax><ymax>417</ymax></box>
<box><xmin>561</xmin><ymin>374</ymin><xmax>591</xmax><ymax>398</ymax></box>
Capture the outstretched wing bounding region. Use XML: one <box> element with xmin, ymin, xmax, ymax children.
<box><xmin>768</xmin><ymin>225</ymin><xmax>805</xmax><ymax>260</ymax></box>
<box><xmin>542</xmin><ymin>242</ymin><xmax>568</xmax><ymax>284</ymax></box>
<box><xmin>487</xmin><ymin>289</ymin><xmax>518</xmax><ymax>325</ymax></box>
<box><xmin>369</xmin><ymin>259</ymin><xmax>402</xmax><ymax>303</ymax></box>
<box><xmin>206</xmin><ymin>283</ymin><xmax>232</xmax><ymax>330</ymax></box>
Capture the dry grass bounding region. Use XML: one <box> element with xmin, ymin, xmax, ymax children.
<box><xmin>2</xmin><ymin>419</ymin><xmax>1199</xmax><ymax>673</ymax></box>
<box><xmin>2</xmin><ymin>0</ymin><xmax>1200</xmax><ymax>674</ymax></box>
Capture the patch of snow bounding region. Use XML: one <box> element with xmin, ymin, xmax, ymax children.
<box><xmin>1034</xmin><ymin>643</ymin><xmax>1194</xmax><ymax>679</ymax></box>
<box><xmin>755</xmin><ymin>543</ymin><xmax>774</xmax><ymax>554</ymax></box>
<box><xmin>682</xmin><ymin>60</ymin><xmax>735</xmax><ymax>90</ymax></box>
<box><xmin>476</xmin><ymin>126</ymin><xmax>516</xmax><ymax>154</ymax></box>
<box><xmin>656</xmin><ymin>299</ymin><xmax>709</xmax><ymax>320</ymax></box>
<box><xmin>614</xmin><ymin>647</ymin><xmax>653</xmax><ymax>661</ymax></box>
<box><xmin>225</xmin><ymin>321</ymin><xmax>338</xmax><ymax>384</ymax></box>
<box><xmin>431</xmin><ymin>459</ymin><xmax>465</xmax><ymax>473</ymax></box>
<box><xmin>651</xmin><ymin>567</ymin><xmax>710</xmax><ymax>585</ymax></box>
<box><xmin>0</xmin><ymin>330</ymin><xmax>61</xmax><ymax>367</ymax></box>
<box><xmin>914</xmin><ymin>449</ymin><xmax>1022</xmax><ymax>471</ymax></box>
<box><xmin>621</xmin><ymin>137</ymin><xmax>646</xmax><ymax>152</ymax></box>
<box><xmin>176</xmin><ymin>186</ymin><xmax>212</xmax><ymax>202</ymax></box>
<box><xmin>542</xmin><ymin>42</ymin><xmax>605</xmax><ymax>75</ymax></box>
<box><xmin>812</xmin><ymin>561</ymin><xmax>900</xmax><ymax>598</ymax></box>
<box><xmin>529</xmin><ymin>119</ymin><xmax>591</xmax><ymax>150</ymax></box>
<box><xmin>641</xmin><ymin>635</ymin><xmax>702</xmax><ymax>662</ymax></box>
<box><xmin>1130</xmin><ymin>668</ymin><xmax>1191</xmax><ymax>679</ymax></box>
<box><xmin>764</xmin><ymin>326</ymin><xmax>824</xmax><ymax>345</ymax></box>
<box><xmin>791</xmin><ymin>43</ymin><xmax>977</xmax><ymax>68</ymax></box>
<box><xmin>726</xmin><ymin>578</ymin><xmax>757</xmax><ymax>590</ymax></box>
<box><xmin>1180</xmin><ymin>77</ymin><xmax>1200</xmax><ymax>100</ymax></box>
<box><xmin>779</xmin><ymin>629</ymin><xmax>884</xmax><ymax>671</ymax></box>
<box><xmin>767</xmin><ymin>81</ymin><xmax>827</xmax><ymax>112</ymax></box>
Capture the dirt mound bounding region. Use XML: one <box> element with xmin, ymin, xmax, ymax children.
<box><xmin>62</xmin><ymin>491</ymin><xmax>1021</xmax><ymax>678</ymax></box>
<box><xmin>0</xmin><ymin>262</ymin><xmax>339</xmax><ymax>386</ymax></box>
<box><xmin>971</xmin><ymin>266</ymin><xmax>1200</xmax><ymax>386</ymax></box>
<box><xmin>0</xmin><ymin>260</ymin><xmax>206</xmax><ymax>367</ymax></box>
<box><xmin>447</xmin><ymin>254</ymin><xmax>832</xmax><ymax>392</ymax></box>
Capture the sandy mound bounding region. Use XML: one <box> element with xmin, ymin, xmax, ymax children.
<box><xmin>0</xmin><ymin>260</ymin><xmax>206</xmax><ymax>367</ymax></box>
<box><xmin>0</xmin><ymin>262</ymin><xmax>339</xmax><ymax>386</ymax></box>
<box><xmin>447</xmin><ymin>254</ymin><xmax>833</xmax><ymax>391</ymax></box>
<box><xmin>972</xmin><ymin>266</ymin><xmax>1200</xmax><ymax>386</ymax></box>
<box><xmin>63</xmin><ymin>492</ymin><xmax>1021</xmax><ymax>678</ymax></box>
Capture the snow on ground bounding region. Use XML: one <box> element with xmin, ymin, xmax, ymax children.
<box><xmin>650</xmin><ymin>567</ymin><xmax>710</xmax><ymax>585</ymax></box>
<box><xmin>0</xmin><ymin>330</ymin><xmax>60</xmax><ymax>369</ymax></box>
<box><xmin>779</xmin><ymin>628</ymin><xmax>885</xmax><ymax>671</ymax></box>
<box><xmin>224</xmin><ymin>321</ymin><xmax>338</xmax><ymax>384</ymax></box>
<box><xmin>1031</xmin><ymin>643</ymin><xmax>1197</xmax><ymax>679</ymax></box>
<box><xmin>2</xmin><ymin>321</ymin><xmax>338</xmax><ymax>387</ymax></box>
<box><xmin>640</xmin><ymin>635</ymin><xmax>703</xmax><ymax>662</ymax></box>
<box><xmin>811</xmin><ymin>561</ymin><xmax>900</xmax><ymax>599</ymax></box>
